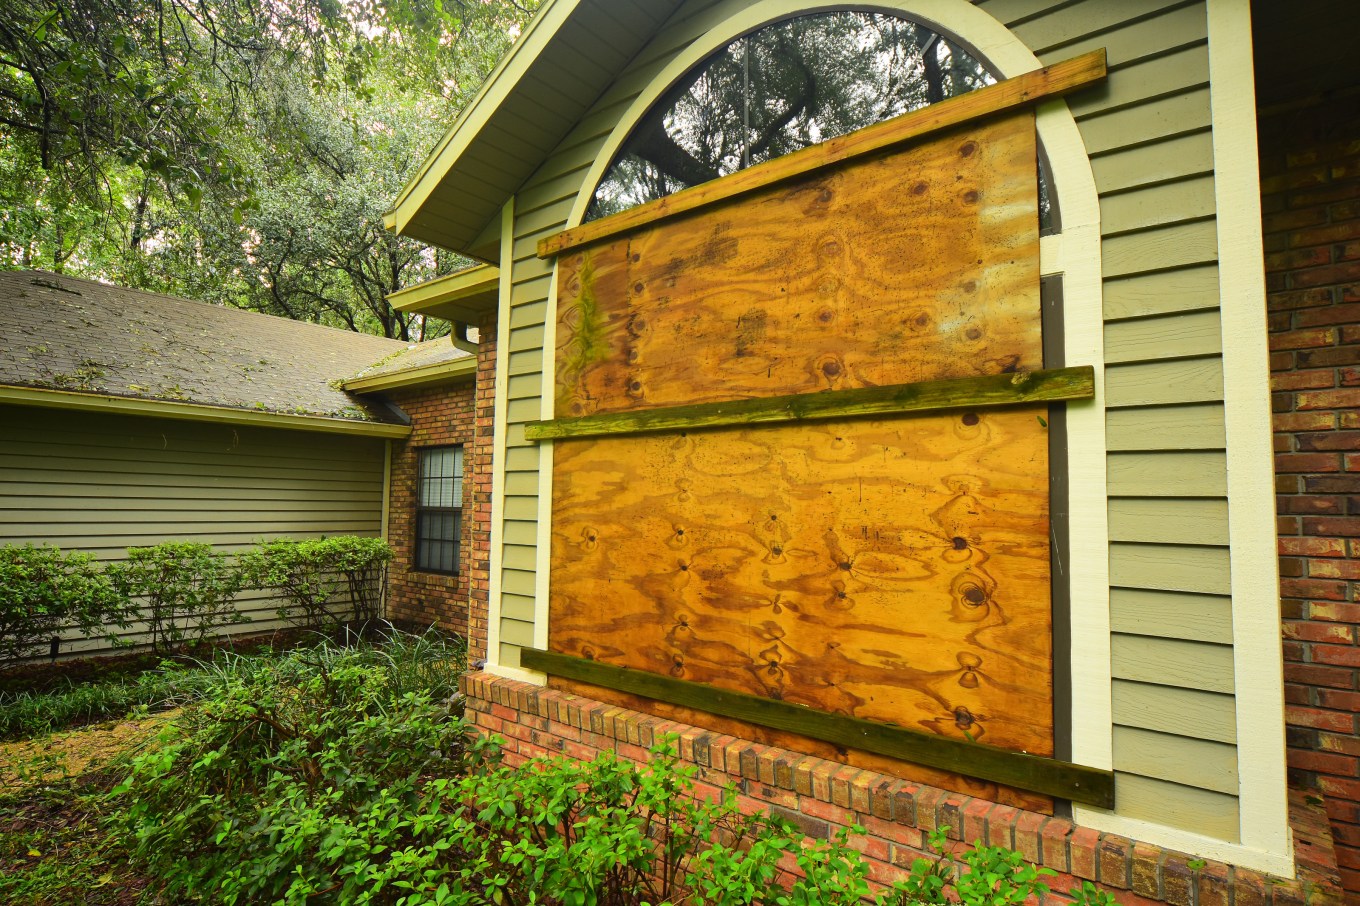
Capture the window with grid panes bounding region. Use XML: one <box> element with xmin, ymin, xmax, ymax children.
<box><xmin>415</xmin><ymin>446</ymin><xmax>462</xmax><ymax>574</ymax></box>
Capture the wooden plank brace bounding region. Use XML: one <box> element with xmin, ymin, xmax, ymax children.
<box><xmin>538</xmin><ymin>49</ymin><xmax>1107</xmax><ymax>258</ymax></box>
<box><xmin>527</xmin><ymin>366</ymin><xmax>1094</xmax><ymax>441</ymax></box>
<box><xmin>522</xmin><ymin>648</ymin><xmax>1116</xmax><ymax>809</ymax></box>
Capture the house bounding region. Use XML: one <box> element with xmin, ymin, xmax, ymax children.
<box><xmin>343</xmin><ymin>265</ymin><xmax>500</xmax><ymax>638</ymax></box>
<box><xmin>380</xmin><ymin>1</ymin><xmax>1360</xmax><ymax>901</ymax></box>
<box><xmin>0</xmin><ymin>269</ymin><xmax>491</xmax><ymax>650</ymax></box>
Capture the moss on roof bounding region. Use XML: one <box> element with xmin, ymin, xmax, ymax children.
<box><xmin>0</xmin><ymin>271</ymin><xmax>411</xmax><ymax>424</ymax></box>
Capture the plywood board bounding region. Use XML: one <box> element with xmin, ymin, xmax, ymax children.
<box><xmin>549</xmin><ymin>408</ymin><xmax>1052</xmax><ymax>757</ymax></box>
<box><xmin>554</xmin><ymin>112</ymin><xmax>1040</xmax><ymax>417</ymax></box>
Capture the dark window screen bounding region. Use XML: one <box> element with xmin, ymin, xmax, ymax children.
<box><xmin>415</xmin><ymin>446</ymin><xmax>462</xmax><ymax>574</ymax></box>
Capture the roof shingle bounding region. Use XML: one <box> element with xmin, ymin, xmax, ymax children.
<box><xmin>0</xmin><ymin>270</ymin><xmax>411</xmax><ymax>424</ymax></box>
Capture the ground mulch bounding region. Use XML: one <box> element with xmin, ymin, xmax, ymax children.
<box><xmin>0</xmin><ymin>715</ymin><xmax>173</xmax><ymax>905</ymax></box>
<box><xmin>0</xmin><ymin>712</ymin><xmax>175</xmax><ymax>789</ymax></box>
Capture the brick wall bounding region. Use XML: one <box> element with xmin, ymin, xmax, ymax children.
<box><xmin>384</xmin><ymin>378</ymin><xmax>477</xmax><ymax>634</ymax></box>
<box><xmin>467</xmin><ymin>313</ymin><xmax>497</xmax><ymax>663</ymax></box>
<box><xmin>1260</xmin><ymin>95</ymin><xmax>1360</xmax><ymax>894</ymax></box>
<box><xmin>383</xmin><ymin>312</ymin><xmax>497</xmax><ymax>642</ymax></box>
<box><xmin>462</xmin><ymin>672</ymin><xmax>1341</xmax><ymax>905</ymax></box>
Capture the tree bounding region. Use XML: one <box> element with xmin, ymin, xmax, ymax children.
<box><xmin>589</xmin><ymin>11</ymin><xmax>993</xmax><ymax>220</ymax></box>
<box><xmin>0</xmin><ymin>0</ymin><xmax>534</xmax><ymax>336</ymax></box>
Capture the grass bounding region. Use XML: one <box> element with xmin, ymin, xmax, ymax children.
<box><xmin>0</xmin><ymin>631</ymin><xmax>308</xmax><ymax>740</ymax></box>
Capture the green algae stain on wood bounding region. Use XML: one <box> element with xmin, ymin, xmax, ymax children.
<box><xmin>554</xmin><ymin>242</ymin><xmax>631</xmax><ymax>417</ymax></box>
<box><xmin>526</xmin><ymin>366</ymin><xmax>1092</xmax><ymax>441</ymax></box>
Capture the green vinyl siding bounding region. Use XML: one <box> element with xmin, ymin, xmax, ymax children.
<box><xmin>491</xmin><ymin>0</ymin><xmax>1245</xmax><ymax>841</ymax></box>
<box><xmin>0</xmin><ymin>404</ymin><xmax>386</xmax><ymax>654</ymax></box>
<box><xmin>999</xmin><ymin>0</ymin><xmax>1242</xmax><ymax>836</ymax></box>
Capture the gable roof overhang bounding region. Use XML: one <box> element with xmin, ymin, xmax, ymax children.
<box><xmin>383</xmin><ymin>0</ymin><xmax>685</xmax><ymax>260</ymax></box>
<box><xmin>386</xmin><ymin>264</ymin><xmax>500</xmax><ymax>323</ymax></box>
<box><xmin>341</xmin><ymin>356</ymin><xmax>477</xmax><ymax>394</ymax></box>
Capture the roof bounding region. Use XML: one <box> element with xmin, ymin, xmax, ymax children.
<box><xmin>342</xmin><ymin>337</ymin><xmax>476</xmax><ymax>393</ymax></box>
<box><xmin>385</xmin><ymin>0</ymin><xmax>685</xmax><ymax>259</ymax></box>
<box><xmin>386</xmin><ymin>264</ymin><xmax>499</xmax><ymax>322</ymax></box>
<box><xmin>0</xmin><ymin>270</ymin><xmax>413</xmax><ymax>434</ymax></box>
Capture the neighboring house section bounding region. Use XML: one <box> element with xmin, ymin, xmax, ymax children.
<box><xmin>342</xmin><ymin>268</ymin><xmax>499</xmax><ymax>644</ymax></box>
<box><xmin>381</xmin><ymin>1</ymin><xmax>1355</xmax><ymax>902</ymax></box>
<box><xmin>0</xmin><ymin>270</ymin><xmax>413</xmax><ymax>652</ymax></box>
<box><xmin>0</xmin><ymin>404</ymin><xmax>389</xmax><ymax>653</ymax></box>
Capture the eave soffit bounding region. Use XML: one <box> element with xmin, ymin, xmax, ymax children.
<box><xmin>385</xmin><ymin>0</ymin><xmax>685</xmax><ymax>259</ymax></box>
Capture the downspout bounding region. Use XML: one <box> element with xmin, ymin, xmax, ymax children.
<box><xmin>451</xmin><ymin>321</ymin><xmax>478</xmax><ymax>354</ymax></box>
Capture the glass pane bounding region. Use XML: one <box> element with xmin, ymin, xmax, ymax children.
<box><xmin>587</xmin><ymin>12</ymin><xmax>997</xmax><ymax>221</ymax></box>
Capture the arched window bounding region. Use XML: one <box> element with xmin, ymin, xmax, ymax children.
<box><xmin>586</xmin><ymin>11</ymin><xmax>1043</xmax><ymax>223</ymax></box>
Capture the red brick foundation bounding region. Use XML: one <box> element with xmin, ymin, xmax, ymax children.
<box><xmin>461</xmin><ymin>672</ymin><xmax>1342</xmax><ymax>905</ymax></box>
<box><xmin>383</xmin><ymin>313</ymin><xmax>497</xmax><ymax>641</ymax></box>
<box><xmin>1260</xmin><ymin>94</ymin><xmax>1360</xmax><ymax>895</ymax></box>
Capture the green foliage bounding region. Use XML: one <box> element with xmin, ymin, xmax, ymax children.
<box><xmin>107</xmin><ymin>542</ymin><xmax>245</xmax><ymax>655</ymax></box>
<box><xmin>894</xmin><ymin>825</ymin><xmax>1056</xmax><ymax>906</ymax></box>
<box><xmin>0</xmin><ymin>0</ymin><xmax>535</xmax><ymax>339</ymax></box>
<box><xmin>102</xmin><ymin>632</ymin><xmax>1089</xmax><ymax>906</ymax></box>
<box><xmin>114</xmin><ymin>632</ymin><xmax>477</xmax><ymax>904</ymax></box>
<box><xmin>446</xmin><ymin>743</ymin><xmax>782</xmax><ymax>906</ymax></box>
<box><xmin>0</xmin><ymin>544</ymin><xmax>126</xmax><ymax>668</ymax></box>
<box><xmin>0</xmin><ymin>657</ymin><xmax>224</xmax><ymax>740</ymax></box>
<box><xmin>241</xmin><ymin>535</ymin><xmax>393</xmax><ymax>632</ymax></box>
<box><xmin>1069</xmin><ymin>879</ymin><xmax>1119</xmax><ymax>906</ymax></box>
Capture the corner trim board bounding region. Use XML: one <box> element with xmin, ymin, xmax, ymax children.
<box><xmin>521</xmin><ymin>647</ymin><xmax>1115</xmax><ymax>808</ymax></box>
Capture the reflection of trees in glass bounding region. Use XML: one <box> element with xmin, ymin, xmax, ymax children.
<box><xmin>587</xmin><ymin>12</ymin><xmax>996</xmax><ymax>221</ymax></box>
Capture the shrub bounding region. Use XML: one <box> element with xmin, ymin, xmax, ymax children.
<box><xmin>112</xmin><ymin>630</ymin><xmax>1105</xmax><ymax>906</ymax></box>
<box><xmin>0</xmin><ymin>544</ymin><xmax>126</xmax><ymax>668</ymax></box>
<box><xmin>115</xmin><ymin>632</ymin><xmax>475</xmax><ymax>905</ymax></box>
<box><xmin>107</xmin><ymin>542</ymin><xmax>245</xmax><ymax>655</ymax></box>
<box><xmin>241</xmin><ymin>536</ymin><xmax>393</xmax><ymax>633</ymax></box>
<box><xmin>896</xmin><ymin>826</ymin><xmax>1056</xmax><ymax>905</ymax></box>
<box><xmin>449</xmin><ymin>743</ymin><xmax>886</xmax><ymax>906</ymax></box>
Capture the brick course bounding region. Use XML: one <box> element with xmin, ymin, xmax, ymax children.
<box><xmin>383</xmin><ymin>313</ymin><xmax>497</xmax><ymax>643</ymax></box>
<box><xmin>1261</xmin><ymin>95</ymin><xmax>1360</xmax><ymax>896</ymax></box>
<box><xmin>462</xmin><ymin>672</ymin><xmax>1342</xmax><ymax>905</ymax></box>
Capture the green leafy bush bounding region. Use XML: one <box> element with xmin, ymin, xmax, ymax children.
<box><xmin>111</xmin><ymin>630</ymin><xmax>1106</xmax><ymax>906</ymax></box>
<box><xmin>0</xmin><ymin>544</ymin><xmax>126</xmax><ymax>668</ymax></box>
<box><xmin>897</xmin><ymin>826</ymin><xmax>1056</xmax><ymax>905</ymax></box>
<box><xmin>241</xmin><ymin>536</ymin><xmax>393</xmax><ymax>633</ymax></box>
<box><xmin>115</xmin><ymin>632</ymin><xmax>474</xmax><ymax>904</ymax></box>
<box><xmin>450</xmin><ymin>744</ymin><xmax>891</xmax><ymax>906</ymax></box>
<box><xmin>107</xmin><ymin>541</ymin><xmax>246</xmax><ymax>655</ymax></box>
